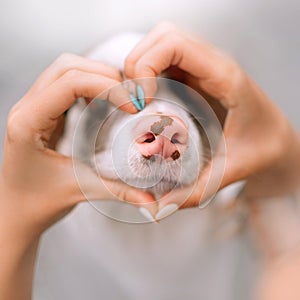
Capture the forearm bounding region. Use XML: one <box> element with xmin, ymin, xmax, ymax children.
<box><xmin>0</xmin><ymin>235</ymin><xmax>39</xmax><ymax>300</ymax></box>
<box><xmin>0</xmin><ymin>177</ymin><xmax>40</xmax><ymax>300</ymax></box>
<box><xmin>257</xmin><ymin>247</ymin><xmax>300</xmax><ymax>300</ymax></box>
<box><xmin>244</xmin><ymin>132</ymin><xmax>300</xmax><ymax>299</ymax></box>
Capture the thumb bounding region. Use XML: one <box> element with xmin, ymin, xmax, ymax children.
<box><xmin>69</xmin><ymin>159</ymin><xmax>156</xmax><ymax>207</ymax></box>
<box><xmin>154</xmin><ymin>150</ymin><xmax>226</xmax><ymax>220</ymax></box>
<box><xmin>155</xmin><ymin>137</ymin><xmax>255</xmax><ymax>219</ymax></box>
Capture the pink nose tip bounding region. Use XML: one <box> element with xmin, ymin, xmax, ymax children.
<box><xmin>135</xmin><ymin>116</ymin><xmax>188</xmax><ymax>161</ymax></box>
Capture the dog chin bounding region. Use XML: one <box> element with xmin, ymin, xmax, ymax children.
<box><xmin>94</xmin><ymin>150</ymin><xmax>186</xmax><ymax>195</ymax></box>
<box><xmin>148</xmin><ymin>179</ymin><xmax>181</xmax><ymax>199</ymax></box>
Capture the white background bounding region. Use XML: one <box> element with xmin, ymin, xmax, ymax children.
<box><xmin>0</xmin><ymin>0</ymin><xmax>299</xmax><ymax>299</ymax></box>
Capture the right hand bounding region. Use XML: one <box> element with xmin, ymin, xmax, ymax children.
<box><xmin>124</xmin><ymin>22</ymin><xmax>300</xmax><ymax>209</ymax></box>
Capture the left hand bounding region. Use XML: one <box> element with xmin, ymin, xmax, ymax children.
<box><xmin>0</xmin><ymin>53</ymin><xmax>155</xmax><ymax>244</ymax></box>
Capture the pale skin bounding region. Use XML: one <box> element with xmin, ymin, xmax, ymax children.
<box><xmin>0</xmin><ymin>22</ymin><xmax>300</xmax><ymax>299</ymax></box>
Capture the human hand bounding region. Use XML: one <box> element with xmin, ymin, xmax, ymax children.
<box><xmin>124</xmin><ymin>22</ymin><xmax>300</xmax><ymax>214</ymax></box>
<box><xmin>0</xmin><ymin>53</ymin><xmax>155</xmax><ymax>243</ymax></box>
<box><xmin>257</xmin><ymin>248</ymin><xmax>300</xmax><ymax>300</ymax></box>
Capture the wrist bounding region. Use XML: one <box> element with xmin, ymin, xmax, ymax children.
<box><xmin>0</xmin><ymin>173</ymin><xmax>41</xmax><ymax>248</ymax></box>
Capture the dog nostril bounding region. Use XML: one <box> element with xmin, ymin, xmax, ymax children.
<box><xmin>143</xmin><ymin>132</ymin><xmax>156</xmax><ymax>143</ymax></box>
<box><xmin>171</xmin><ymin>133</ymin><xmax>180</xmax><ymax>144</ymax></box>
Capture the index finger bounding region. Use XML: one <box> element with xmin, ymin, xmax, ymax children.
<box><xmin>124</xmin><ymin>23</ymin><xmax>243</xmax><ymax>107</ymax></box>
<box><xmin>27</xmin><ymin>53</ymin><xmax>123</xmax><ymax>96</ymax></box>
<box><xmin>20</xmin><ymin>71</ymin><xmax>135</xmax><ymax>137</ymax></box>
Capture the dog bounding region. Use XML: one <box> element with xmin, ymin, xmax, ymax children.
<box><xmin>34</xmin><ymin>33</ymin><xmax>259</xmax><ymax>300</ymax></box>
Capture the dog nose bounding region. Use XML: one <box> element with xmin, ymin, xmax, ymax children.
<box><xmin>135</xmin><ymin>115</ymin><xmax>188</xmax><ymax>161</ymax></box>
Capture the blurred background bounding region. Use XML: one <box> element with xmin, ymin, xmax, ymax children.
<box><xmin>1</xmin><ymin>0</ymin><xmax>300</xmax><ymax>162</ymax></box>
<box><xmin>0</xmin><ymin>0</ymin><xmax>299</xmax><ymax>299</ymax></box>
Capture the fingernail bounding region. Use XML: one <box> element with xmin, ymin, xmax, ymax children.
<box><xmin>139</xmin><ymin>207</ymin><xmax>156</xmax><ymax>222</ymax></box>
<box><xmin>137</xmin><ymin>85</ymin><xmax>145</xmax><ymax>109</ymax></box>
<box><xmin>156</xmin><ymin>204</ymin><xmax>179</xmax><ymax>220</ymax></box>
<box><xmin>130</xmin><ymin>93</ymin><xmax>143</xmax><ymax>111</ymax></box>
<box><xmin>198</xmin><ymin>196</ymin><xmax>215</xmax><ymax>209</ymax></box>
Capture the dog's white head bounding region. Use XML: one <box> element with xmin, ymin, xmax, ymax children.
<box><xmin>62</xmin><ymin>34</ymin><xmax>209</xmax><ymax>200</ymax></box>
<box><xmin>93</xmin><ymin>92</ymin><xmax>203</xmax><ymax>198</ymax></box>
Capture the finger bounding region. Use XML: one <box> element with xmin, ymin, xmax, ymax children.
<box><xmin>104</xmin><ymin>180</ymin><xmax>159</xmax><ymax>221</ymax></box>
<box><xmin>28</xmin><ymin>53</ymin><xmax>122</xmax><ymax>95</ymax></box>
<box><xmin>24</xmin><ymin>71</ymin><xmax>137</xmax><ymax>129</ymax></box>
<box><xmin>126</xmin><ymin>27</ymin><xmax>242</xmax><ymax>108</ymax></box>
<box><xmin>127</xmin><ymin>34</ymin><xmax>201</xmax><ymax>82</ymax></box>
<box><xmin>125</xmin><ymin>23</ymin><xmax>211</xmax><ymax>80</ymax></box>
<box><xmin>124</xmin><ymin>21</ymin><xmax>178</xmax><ymax>78</ymax></box>
<box><xmin>155</xmin><ymin>147</ymin><xmax>228</xmax><ymax>219</ymax></box>
<box><xmin>46</xmin><ymin>158</ymin><xmax>157</xmax><ymax>222</ymax></box>
<box><xmin>124</xmin><ymin>22</ymin><xmax>180</xmax><ymax>101</ymax></box>
<box><xmin>9</xmin><ymin>72</ymin><xmax>137</xmax><ymax>148</ymax></box>
<box><xmin>125</xmin><ymin>77</ymin><xmax>157</xmax><ymax>107</ymax></box>
<box><xmin>72</xmin><ymin>155</ymin><xmax>159</xmax><ymax>221</ymax></box>
<box><xmin>157</xmin><ymin>106</ymin><xmax>285</xmax><ymax>215</ymax></box>
<box><xmin>156</xmin><ymin>137</ymin><xmax>259</xmax><ymax>218</ymax></box>
<box><xmin>79</xmin><ymin>177</ymin><xmax>157</xmax><ymax>207</ymax></box>
<box><xmin>68</xmin><ymin>159</ymin><xmax>158</xmax><ymax>215</ymax></box>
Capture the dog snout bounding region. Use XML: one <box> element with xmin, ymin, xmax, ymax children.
<box><xmin>134</xmin><ymin>115</ymin><xmax>188</xmax><ymax>161</ymax></box>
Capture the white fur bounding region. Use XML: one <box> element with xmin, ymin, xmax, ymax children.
<box><xmin>37</xmin><ymin>33</ymin><xmax>250</xmax><ymax>300</ymax></box>
<box><xmin>94</xmin><ymin>100</ymin><xmax>202</xmax><ymax>198</ymax></box>
<box><xmin>60</xmin><ymin>33</ymin><xmax>203</xmax><ymax>199</ymax></box>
